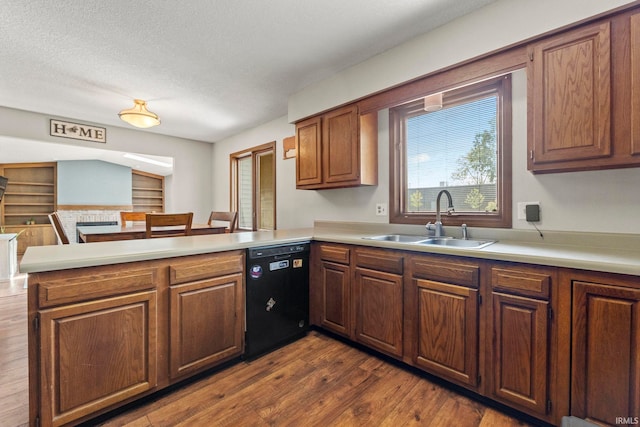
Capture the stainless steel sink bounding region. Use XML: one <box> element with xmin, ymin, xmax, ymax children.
<box><xmin>362</xmin><ymin>234</ymin><xmax>495</xmax><ymax>249</ymax></box>
<box><xmin>362</xmin><ymin>234</ymin><xmax>430</xmax><ymax>243</ymax></box>
<box><xmin>417</xmin><ymin>237</ymin><xmax>496</xmax><ymax>249</ymax></box>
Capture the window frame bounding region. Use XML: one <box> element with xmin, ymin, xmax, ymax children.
<box><xmin>389</xmin><ymin>74</ymin><xmax>512</xmax><ymax>228</ymax></box>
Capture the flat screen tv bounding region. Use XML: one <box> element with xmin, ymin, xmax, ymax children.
<box><xmin>0</xmin><ymin>176</ymin><xmax>7</xmax><ymax>202</ymax></box>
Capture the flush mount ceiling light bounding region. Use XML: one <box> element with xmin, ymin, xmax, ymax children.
<box><xmin>424</xmin><ymin>92</ymin><xmax>443</xmax><ymax>112</ymax></box>
<box><xmin>118</xmin><ymin>99</ymin><xmax>160</xmax><ymax>128</ymax></box>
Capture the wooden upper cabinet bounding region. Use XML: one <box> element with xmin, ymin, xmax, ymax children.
<box><xmin>295</xmin><ymin>104</ymin><xmax>377</xmax><ymax>189</ymax></box>
<box><xmin>295</xmin><ymin>116</ymin><xmax>323</xmax><ymax>187</ymax></box>
<box><xmin>632</xmin><ymin>12</ymin><xmax>640</xmax><ymax>155</ymax></box>
<box><xmin>528</xmin><ymin>21</ymin><xmax>611</xmax><ymax>170</ymax></box>
<box><xmin>322</xmin><ymin>106</ymin><xmax>359</xmax><ymax>184</ymax></box>
<box><xmin>528</xmin><ymin>9</ymin><xmax>640</xmax><ymax>173</ymax></box>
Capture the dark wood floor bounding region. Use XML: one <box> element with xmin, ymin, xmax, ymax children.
<box><xmin>0</xmin><ymin>275</ymin><xmax>534</xmax><ymax>427</ymax></box>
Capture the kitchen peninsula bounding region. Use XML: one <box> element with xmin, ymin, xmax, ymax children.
<box><xmin>22</xmin><ymin>222</ymin><xmax>640</xmax><ymax>427</ymax></box>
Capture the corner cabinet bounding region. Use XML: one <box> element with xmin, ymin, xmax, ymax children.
<box><xmin>527</xmin><ymin>10</ymin><xmax>640</xmax><ymax>173</ymax></box>
<box><xmin>295</xmin><ymin>104</ymin><xmax>378</xmax><ymax>189</ymax></box>
<box><xmin>310</xmin><ymin>243</ymin><xmax>352</xmax><ymax>338</ymax></box>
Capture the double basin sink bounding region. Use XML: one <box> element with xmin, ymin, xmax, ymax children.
<box><xmin>362</xmin><ymin>234</ymin><xmax>496</xmax><ymax>249</ymax></box>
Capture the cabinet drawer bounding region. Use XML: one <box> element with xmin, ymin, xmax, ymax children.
<box><xmin>355</xmin><ymin>249</ymin><xmax>403</xmax><ymax>275</ymax></box>
<box><xmin>169</xmin><ymin>252</ymin><xmax>244</xmax><ymax>285</ymax></box>
<box><xmin>318</xmin><ymin>244</ymin><xmax>350</xmax><ymax>264</ymax></box>
<box><xmin>38</xmin><ymin>268</ymin><xmax>158</xmax><ymax>308</ymax></box>
<box><xmin>491</xmin><ymin>267</ymin><xmax>551</xmax><ymax>299</ymax></box>
<box><xmin>411</xmin><ymin>256</ymin><xmax>479</xmax><ymax>288</ymax></box>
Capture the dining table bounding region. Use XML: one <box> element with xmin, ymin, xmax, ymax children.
<box><xmin>76</xmin><ymin>223</ymin><xmax>226</xmax><ymax>243</ymax></box>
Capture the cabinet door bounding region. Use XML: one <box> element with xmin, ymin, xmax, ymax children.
<box><xmin>322</xmin><ymin>105</ymin><xmax>359</xmax><ymax>185</ymax></box>
<box><xmin>296</xmin><ymin>116</ymin><xmax>322</xmax><ymax>187</ymax></box>
<box><xmin>414</xmin><ymin>279</ymin><xmax>479</xmax><ymax>388</ymax></box>
<box><xmin>632</xmin><ymin>13</ymin><xmax>640</xmax><ymax>155</ymax></box>
<box><xmin>169</xmin><ymin>273</ymin><xmax>244</xmax><ymax>379</ymax></box>
<box><xmin>39</xmin><ymin>291</ymin><xmax>157</xmax><ymax>426</ymax></box>
<box><xmin>572</xmin><ymin>281</ymin><xmax>640</xmax><ymax>425</ymax></box>
<box><xmin>319</xmin><ymin>260</ymin><xmax>351</xmax><ymax>337</ymax></box>
<box><xmin>528</xmin><ymin>21</ymin><xmax>611</xmax><ymax>168</ymax></box>
<box><xmin>490</xmin><ymin>292</ymin><xmax>549</xmax><ymax>415</ymax></box>
<box><xmin>354</xmin><ymin>267</ymin><xmax>403</xmax><ymax>357</ymax></box>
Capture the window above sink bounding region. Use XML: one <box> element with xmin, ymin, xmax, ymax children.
<box><xmin>389</xmin><ymin>72</ymin><xmax>513</xmax><ymax>229</ymax></box>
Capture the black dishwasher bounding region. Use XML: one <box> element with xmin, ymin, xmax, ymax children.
<box><xmin>245</xmin><ymin>241</ymin><xmax>310</xmax><ymax>359</ymax></box>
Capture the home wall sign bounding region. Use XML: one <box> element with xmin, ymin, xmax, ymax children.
<box><xmin>50</xmin><ymin>119</ymin><xmax>106</xmax><ymax>143</ymax></box>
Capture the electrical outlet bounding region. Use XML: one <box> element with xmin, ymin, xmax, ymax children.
<box><xmin>376</xmin><ymin>203</ymin><xmax>387</xmax><ymax>216</ymax></box>
<box><xmin>517</xmin><ymin>202</ymin><xmax>540</xmax><ymax>220</ymax></box>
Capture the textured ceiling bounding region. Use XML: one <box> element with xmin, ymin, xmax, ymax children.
<box><xmin>0</xmin><ymin>0</ymin><xmax>497</xmax><ymax>145</ymax></box>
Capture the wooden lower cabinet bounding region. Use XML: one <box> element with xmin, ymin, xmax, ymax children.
<box><xmin>319</xmin><ymin>260</ymin><xmax>351</xmax><ymax>336</ymax></box>
<box><xmin>29</xmin><ymin>251</ymin><xmax>245</xmax><ymax>427</ymax></box>
<box><xmin>169</xmin><ymin>272</ymin><xmax>244</xmax><ymax>379</ymax></box>
<box><xmin>489</xmin><ymin>292</ymin><xmax>549</xmax><ymax>414</ymax></box>
<box><xmin>309</xmin><ymin>245</ymin><xmax>579</xmax><ymax>425</ymax></box>
<box><xmin>354</xmin><ymin>248</ymin><xmax>404</xmax><ymax>357</ymax></box>
<box><xmin>415</xmin><ymin>279</ymin><xmax>479</xmax><ymax>388</ymax></box>
<box><xmin>409</xmin><ymin>255</ymin><xmax>481</xmax><ymax>390</ymax></box>
<box><xmin>38</xmin><ymin>291</ymin><xmax>157</xmax><ymax>427</ymax></box>
<box><xmin>311</xmin><ymin>243</ymin><xmax>352</xmax><ymax>338</ymax></box>
<box><xmin>572</xmin><ymin>279</ymin><xmax>640</xmax><ymax>426</ymax></box>
<box><xmin>487</xmin><ymin>264</ymin><xmax>558</xmax><ymax>422</ymax></box>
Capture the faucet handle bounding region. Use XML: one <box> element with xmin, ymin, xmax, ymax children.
<box><xmin>426</xmin><ymin>222</ymin><xmax>436</xmax><ymax>235</ymax></box>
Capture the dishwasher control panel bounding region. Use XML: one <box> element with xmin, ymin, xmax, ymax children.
<box><xmin>247</xmin><ymin>242</ymin><xmax>310</xmax><ymax>259</ymax></box>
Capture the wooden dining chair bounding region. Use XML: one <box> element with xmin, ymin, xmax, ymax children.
<box><xmin>48</xmin><ymin>212</ymin><xmax>70</xmax><ymax>244</ymax></box>
<box><xmin>207</xmin><ymin>211</ymin><xmax>238</xmax><ymax>233</ymax></box>
<box><xmin>120</xmin><ymin>211</ymin><xmax>147</xmax><ymax>226</ymax></box>
<box><xmin>145</xmin><ymin>212</ymin><xmax>193</xmax><ymax>238</ymax></box>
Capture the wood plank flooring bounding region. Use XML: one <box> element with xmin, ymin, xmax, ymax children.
<box><xmin>0</xmin><ymin>275</ymin><xmax>536</xmax><ymax>427</ymax></box>
<box><xmin>0</xmin><ymin>273</ymin><xmax>28</xmax><ymax>427</ymax></box>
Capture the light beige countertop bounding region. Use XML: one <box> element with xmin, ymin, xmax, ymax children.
<box><xmin>20</xmin><ymin>228</ymin><xmax>315</xmax><ymax>273</ymax></box>
<box><xmin>20</xmin><ymin>221</ymin><xmax>640</xmax><ymax>276</ymax></box>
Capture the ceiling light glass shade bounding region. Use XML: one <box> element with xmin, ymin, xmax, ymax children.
<box><xmin>424</xmin><ymin>92</ymin><xmax>443</xmax><ymax>112</ymax></box>
<box><xmin>118</xmin><ymin>99</ymin><xmax>160</xmax><ymax>128</ymax></box>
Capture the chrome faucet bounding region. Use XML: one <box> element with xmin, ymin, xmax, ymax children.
<box><xmin>426</xmin><ymin>189</ymin><xmax>454</xmax><ymax>237</ymax></box>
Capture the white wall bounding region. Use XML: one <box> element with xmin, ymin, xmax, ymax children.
<box><xmin>289</xmin><ymin>0</ymin><xmax>635</xmax><ymax>122</ymax></box>
<box><xmin>0</xmin><ymin>107</ymin><xmax>213</xmax><ymax>222</ymax></box>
